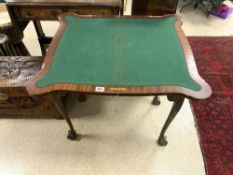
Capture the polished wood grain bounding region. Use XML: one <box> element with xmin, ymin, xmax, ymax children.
<box><xmin>27</xmin><ymin>14</ymin><xmax>211</xmax><ymax>100</ymax></box>
<box><xmin>6</xmin><ymin>0</ymin><xmax>121</xmax><ymax>6</ymax></box>
<box><xmin>10</xmin><ymin>6</ymin><xmax>119</xmax><ymax>20</ymax></box>
<box><xmin>132</xmin><ymin>0</ymin><xmax>179</xmax><ymax>16</ymax></box>
<box><xmin>6</xmin><ymin>0</ymin><xmax>122</xmax><ymax>21</ymax></box>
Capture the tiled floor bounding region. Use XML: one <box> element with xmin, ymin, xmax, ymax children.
<box><xmin>0</xmin><ymin>1</ymin><xmax>232</xmax><ymax>175</ymax></box>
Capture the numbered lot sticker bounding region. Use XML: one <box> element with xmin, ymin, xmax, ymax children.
<box><xmin>95</xmin><ymin>86</ymin><xmax>105</xmax><ymax>92</ymax></box>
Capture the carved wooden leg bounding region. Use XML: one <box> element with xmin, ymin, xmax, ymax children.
<box><xmin>157</xmin><ymin>95</ymin><xmax>184</xmax><ymax>146</ymax></box>
<box><xmin>52</xmin><ymin>92</ymin><xmax>77</xmax><ymax>140</ymax></box>
<box><xmin>151</xmin><ymin>95</ymin><xmax>160</xmax><ymax>105</ymax></box>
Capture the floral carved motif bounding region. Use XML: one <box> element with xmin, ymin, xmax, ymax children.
<box><xmin>0</xmin><ymin>56</ymin><xmax>42</xmax><ymax>80</ymax></box>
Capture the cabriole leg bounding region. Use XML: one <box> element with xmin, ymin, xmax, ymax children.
<box><xmin>157</xmin><ymin>95</ymin><xmax>184</xmax><ymax>146</ymax></box>
<box><xmin>52</xmin><ymin>92</ymin><xmax>77</xmax><ymax>140</ymax></box>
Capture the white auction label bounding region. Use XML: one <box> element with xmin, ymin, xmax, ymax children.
<box><xmin>95</xmin><ymin>86</ymin><xmax>105</xmax><ymax>92</ymax></box>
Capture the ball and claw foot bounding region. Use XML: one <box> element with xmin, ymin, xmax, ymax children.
<box><xmin>158</xmin><ymin>136</ymin><xmax>168</xmax><ymax>146</ymax></box>
<box><xmin>67</xmin><ymin>130</ymin><xmax>77</xmax><ymax>140</ymax></box>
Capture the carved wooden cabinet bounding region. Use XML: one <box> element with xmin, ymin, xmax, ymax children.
<box><xmin>0</xmin><ymin>56</ymin><xmax>63</xmax><ymax>118</ymax></box>
<box><xmin>132</xmin><ymin>0</ymin><xmax>179</xmax><ymax>16</ymax></box>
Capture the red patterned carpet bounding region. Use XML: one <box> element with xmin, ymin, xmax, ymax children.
<box><xmin>188</xmin><ymin>37</ymin><xmax>233</xmax><ymax>175</ymax></box>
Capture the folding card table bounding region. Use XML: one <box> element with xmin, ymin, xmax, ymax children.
<box><xmin>27</xmin><ymin>14</ymin><xmax>211</xmax><ymax>146</ymax></box>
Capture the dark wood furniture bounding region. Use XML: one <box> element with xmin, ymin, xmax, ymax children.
<box><xmin>5</xmin><ymin>0</ymin><xmax>123</xmax><ymax>55</ymax></box>
<box><xmin>0</xmin><ymin>34</ymin><xmax>13</xmax><ymax>55</ymax></box>
<box><xmin>0</xmin><ymin>56</ymin><xmax>63</xmax><ymax>118</ymax></box>
<box><xmin>0</xmin><ymin>33</ymin><xmax>29</xmax><ymax>56</ymax></box>
<box><xmin>0</xmin><ymin>11</ymin><xmax>23</xmax><ymax>42</ymax></box>
<box><xmin>0</xmin><ymin>11</ymin><xmax>30</xmax><ymax>55</ymax></box>
<box><xmin>132</xmin><ymin>0</ymin><xmax>179</xmax><ymax>16</ymax></box>
<box><xmin>27</xmin><ymin>14</ymin><xmax>212</xmax><ymax>145</ymax></box>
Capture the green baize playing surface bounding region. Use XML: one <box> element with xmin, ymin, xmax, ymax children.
<box><xmin>36</xmin><ymin>16</ymin><xmax>201</xmax><ymax>91</ymax></box>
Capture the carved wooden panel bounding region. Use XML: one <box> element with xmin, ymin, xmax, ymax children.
<box><xmin>0</xmin><ymin>56</ymin><xmax>42</xmax><ymax>82</ymax></box>
<box><xmin>0</xmin><ymin>56</ymin><xmax>62</xmax><ymax>118</ymax></box>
